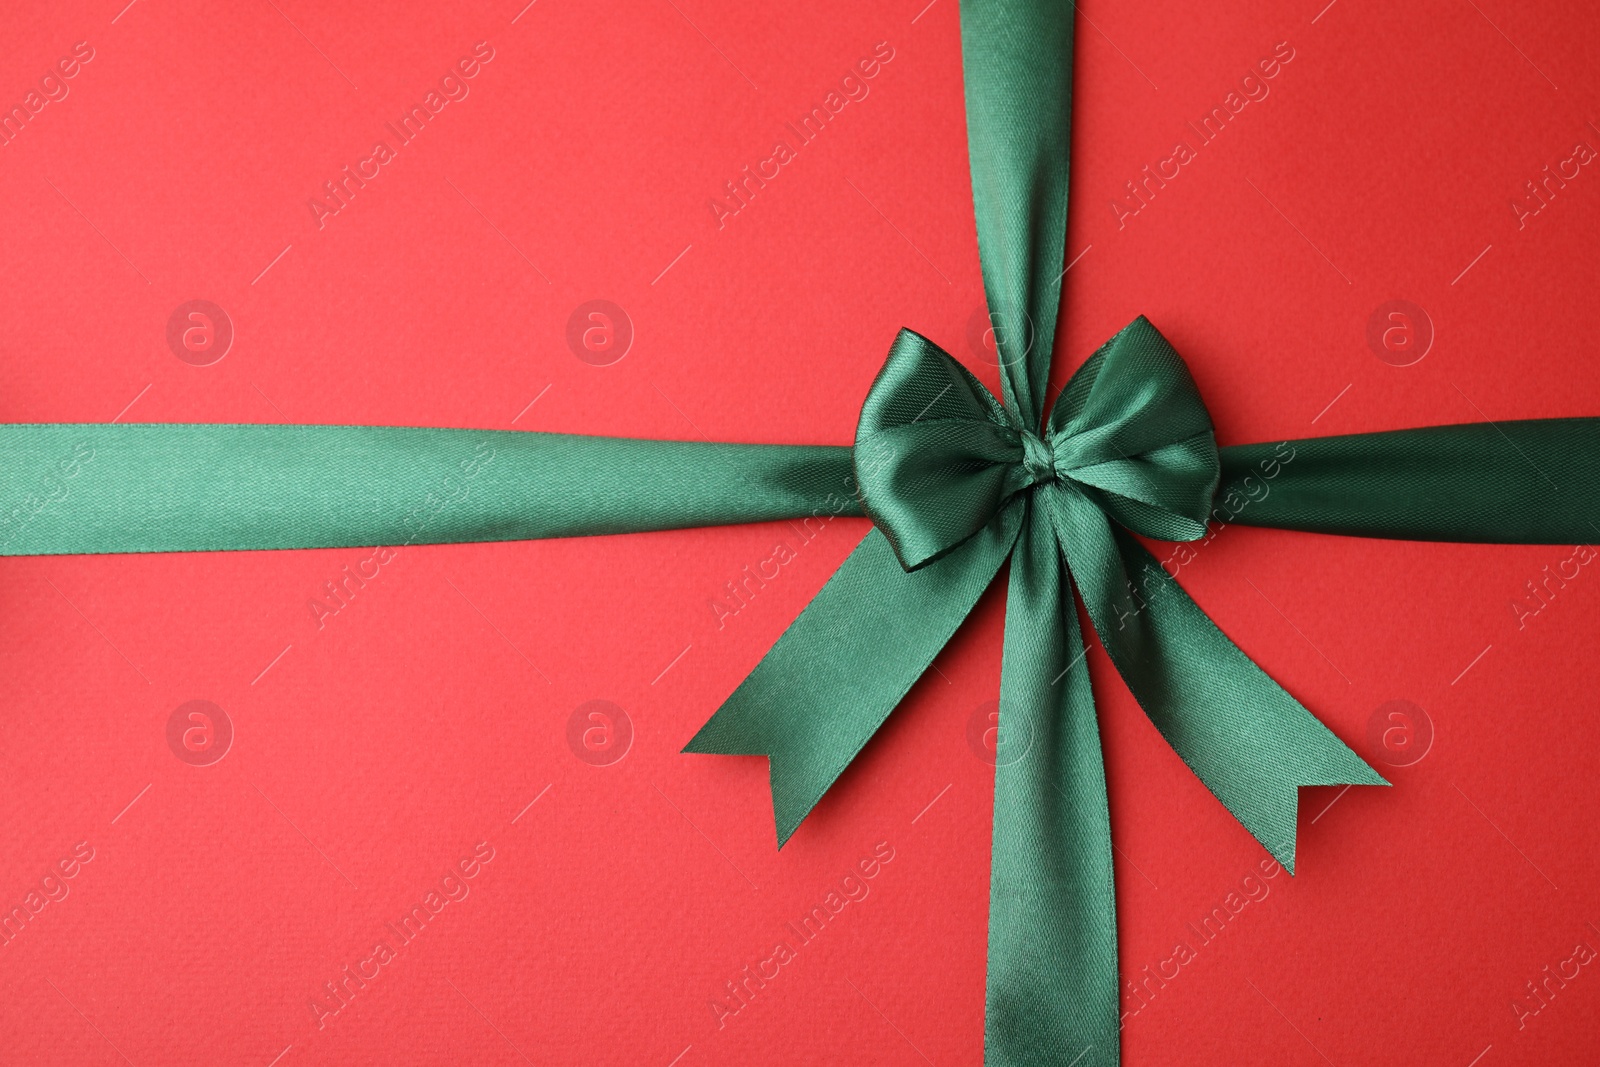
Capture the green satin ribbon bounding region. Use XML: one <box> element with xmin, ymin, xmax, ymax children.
<box><xmin>4</xmin><ymin>2</ymin><xmax>1600</xmax><ymax>1064</ymax></box>
<box><xmin>687</xmin><ymin>316</ymin><xmax>1394</xmax><ymax>1066</ymax></box>
<box><xmin>0</xmin><ymin>423</ymin><xmax>858</xmax><ymax>555</ymax></box>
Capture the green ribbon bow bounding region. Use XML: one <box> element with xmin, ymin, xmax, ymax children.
<box><xmin>687</xmin><ymin>318</ymin><xmax>1389</xmax><ymax>1065</ymax></box>
<box><xmin>6</xmin><ymin>2</ymin><xmax>1600</xmax><ymax>1064</ymax></box>
<box><xmin>684</xmin><ymin>3</ymin><xmax>1595</xmax><ymax>1063</ymax></box>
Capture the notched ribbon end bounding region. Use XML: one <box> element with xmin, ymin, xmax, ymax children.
<box><xmin>680</xmin><ymin>731</ymin><xmax>805</xmax><ymax>849</ymax></box>
<box><xmin>1265</xmin><ymin>761</ymin><xmax>1390</xmax><ymax>877</ymax></box>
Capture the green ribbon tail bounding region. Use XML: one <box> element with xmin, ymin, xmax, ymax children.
<box><xmin>0</xmin><ymin>424</ymin><xmax>859</xmax><ymax>556</ymax></box>
<box><xmin>684</xmin><ymin>506</ymin><xmax>1022</xmax><ymax>845</ymax></box>
<box><xmin>1219</xmin><ymin>418</ymin><xmax>1600</xmax><ymax>543</ymax></box>
<box><xmin>987</xmin><ymin>501</ymin><xmax>1118</xmax><ymax>1067</ymax></box>
<box><xmin>1043</xmin><ymin>483</ymin><xmax>1386</xmax><ymax>873</ymax></box>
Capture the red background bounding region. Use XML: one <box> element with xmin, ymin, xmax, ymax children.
<box><xmin>2</xmin><ymin>0</ymin><xmax>1598</xmax><ymax>1064</ymax></box>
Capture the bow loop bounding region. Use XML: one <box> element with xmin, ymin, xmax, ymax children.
<box><xmin>1047</xmin><ymin>316</ymin><xmax>1221</xmax><ymax>543</ymax></box>
<box><xmin>855</xmin><ymin>329</ymin><xmax>1036</xmax><ymax>570</ymax></box>
<box><xmin>855</xmin><ymin>318</ymin><xmax>1222</xmax><ymax>572</ymax></box>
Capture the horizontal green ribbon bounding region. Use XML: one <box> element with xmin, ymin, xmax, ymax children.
<box><xmin>6</xmin><ymin>412</ymin><xmax>1598</xmax><ymax>1067</ymax></box>
<box><xmin>4</xmin><ymin>2</ymin><xmax>1598</xmax><ymax>1064</ymax></box>
<box><xmin>12</xmin><ymin>418</ymin><xmax>1592</xmax><ymax>556</ymax></box>
<box><xmin>1222</xmin><ymin>419</ymin><xmax>1600</xmax><ymax>542</ymax></box>
<box><xmin>0</xmin><ymin>424</ymin><xmax>857</xmax><ymax>555</ymax></box>
<box><xmin>7</xmin><ymin>417</ymin><xmax>1592</xmax><ymax>553</ymax></box>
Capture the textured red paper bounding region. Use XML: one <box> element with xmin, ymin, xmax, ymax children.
<box><xmin>2</xmin><ymin>1</ymin><xmax>1599</xmax><ymax>1064</ymax></box>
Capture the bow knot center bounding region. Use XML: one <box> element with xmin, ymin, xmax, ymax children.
<box><xmin>853</xmin><ymin>319</ymin><xmax>1222</xmax><ymax>571</ymax></box>
<box><xmin>1019</xmin><ymin>431</ymin><xmax>1057</xmax><ymax>487</ymax></box>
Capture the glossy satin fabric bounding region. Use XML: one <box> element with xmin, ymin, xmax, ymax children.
<box><xmin>689</xmin><ymin>317</ymin><xmax>1387</xmax><ymax>1067</ymax></box>
<box><xmin>0</xmin><ymin>424</ymin><xmax>859</xmax><ymax>555</ymax></box>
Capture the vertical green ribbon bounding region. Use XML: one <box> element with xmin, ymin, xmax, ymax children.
<box><xmin>958</xmin><ymin>5</ymin><xmax>1123</xmax><ymax>1061</ymax></box>
<box><xmin>691</xmin><ymin>6</ymin><xmax>1385</xmax><ymax>1064</ymax></box>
